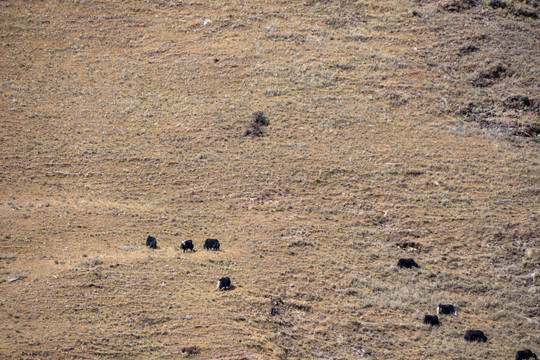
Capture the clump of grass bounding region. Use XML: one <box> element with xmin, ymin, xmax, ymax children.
<box><xmin>0</xmin><ymin>253</ymin><xmax>17</xmax><ymax>260</ymax></box>
<box><xmin>489</xmin><ymin>0</ymin><xmax>538</xmax><ymax>19</ymax></box>
<box><xmin>504</xmin><ymin>94</ymin><xmax>532</xmax><ymax>110</ymax></box>
<box><xmin>404</xmin><ymin>169</ymin><xmax>425</xmax><ymax>176</ymax></box>
<box><xmin>245</xmin><ymin>122</ymin><xmax>265</xmax><ymax>137</ymax></box>
<box><xmin>119</xmin><ymin>245</ymin><xmax>138</xmax><ymax>251</ymax></box>
<box><xmin>440</xmin><ymin>0</ymin><xmax>478</xmax><ymax>12</ymax></box>
<box><xmin>90</xmin><ymin>257</ymin><xmax>103</xmax><ymax>266</ymax></box>
<box><xmin>471</xmin><ymin>62</ymin><xmax>509</xmax><ymax>87</ymax></box>
<box><xmin>288</xmin><ymin>240</ymin><xmax>313</xmax><ymax>247</ymax></box>
<box><xmin>459</xmin><ymin>44</ymin><xmax>479</xmax><ymax>55</ymax></box>
<box><xmin>76</xmin><ymin>257</ymin><xmax>103</xmax><ymax>267</ymax></box>
<box><xmin>252</xmin><ymin>111</ymin><xmax>269</xmax><ymax>126</ymax></box>
<box><xmin>245</xmin><ymin>111</ymin><xmax>270</xmax><ymax>137</ymax></box>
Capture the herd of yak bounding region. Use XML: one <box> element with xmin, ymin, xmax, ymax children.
<box><xmin>146</xmin><ymin>235</ymin><xmax>230</xmax><ymax>290</ymax></box>
<box><xmin>145</xmin><ymin>236</ymin><xmax>536</xmax><ymax>359</ymax></box>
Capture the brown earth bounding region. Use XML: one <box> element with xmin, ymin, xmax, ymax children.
<box><xmin>0</xmin><ymin>0</ymin><xmax>538</xmax><ymax>359</ymax></box>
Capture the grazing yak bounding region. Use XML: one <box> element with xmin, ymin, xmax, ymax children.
<box><xmin>217</xmin><ymin>276</ymin><xmax>231</xmax><ymax>291</ymax></box>
<box><xmin>516</xmin><ymin>349</ymin><xmax>537</xmax><ymax>360</ymax></box>
<box><xmin>181</xmin><ymin>346</ymin><xmax>198</xmax><ymax>356</ymax></box>
<box><xmin>146</xmin><ymin>235</ymin><xmax>157</xmax><ymax>249</ymax></box>
<box><xmin>397</xmin><ymin>258</ymin><xmax>420</xmax><ymax>269</ymax></box>
<box><xmin>204</xmin><ymin>238</ymin><xmax>220</xmax><ymax>251</ymax></box>
<box><xmin>437</xmin><ymin>304</ymin><xmax>457</xmax><ymax>315</ymax></box>
<box><xmin>181</xmin><ymin>240</ymin><xmax>194</xmax><ymax>252</ymax></box>
<box><xmin>423</xmin><ymin>315</ymin><xmax>440</xmax><ymax>326</ymax></box>
<box><xmin>464</xmin><ymin>330</ymin><xmax>488</xmax><ymax>342</ymax></box>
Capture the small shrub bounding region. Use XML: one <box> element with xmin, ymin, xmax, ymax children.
<box><xmin>404</xmin><ymin>169</ymin><xmax>425</xmax><ymax>176</ymax></box>
<box><xmin>90</xmin><ymin>257</ymin><xmax>103</xmax><ymax>266</ymax></box>
<box><xmin>512</xmin><ymin>123</ymin><xmax>540</xmax><ymax>137</ymax></box>
<box><xmin>489</xmin><ymin>0</ymin><xmax>538</xmax><ymax>18</ymax></box>
<box><xmin>471</xmin><ymin>62</ymin><xmax>509</xmax><ymax>87</ymax></box>
<box><xmin>76</xmin><ymin>257</ymin><xmax>103</xmax><ymax>267</ymax></box>
<box><xmin>514</xmin><ymin>7</ymin><xmax>538</xmax><ymax>18</ymax></box>
<box><xmin>474</xmin><ymin>118</ymin><xmax>540</xmax><ymax>138</ymax></box>
<box><xmin>441</xmin><ymin>0</ymin><xmax>478</xmax><ymax>12</ymax></box>
<box><xmin>252</xmin><ymin>111</ymin><xmax>269</xmax><ymax>126</ymax></box>
<box><xmin>396</xmin><ymin>241</ymin><xmax>422</xmax><ymax>251</ymax></box>
<box><xmin>245</xmin><ymin>111</ymin><xmax>270</xmax><ymax>137</ymax></box>
<box><xmin>288</xmin><ymin>240</ymin><xmax>313</xmax><ymax>247</ymax></box>
<box><xmin>489</xmin><ymin>0</ymin><xmax>508</xmax><ymax>9</ymax></box>
<box><xmin>370</xmin><ymin>214</ymin><xmax>389</xmax><ymax>226</ymax></box>
<box><xmin>459</xmin><ymin>44</ymin><xmax>479</xmax><ymax>55</ymax></box>
<box><xmin>504</xmin><ymin>95</ymin><xmax>532</xmax><ymax>110</ymax></box>
<box><xmin>78</xmin><ymin>260</ymin><xmax>90</xmax><ymax>267</ymax></box>
<box><xmin>244</xmin><ymin>122</ymin><xmax>265</xmax><ymax>137</ymax></box>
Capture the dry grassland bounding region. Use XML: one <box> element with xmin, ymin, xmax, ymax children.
<box><xmin>0</xmin><ymin>0</ymin><xmax>538</xmax><ymax>359</ymax></box>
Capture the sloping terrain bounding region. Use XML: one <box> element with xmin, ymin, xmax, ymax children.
<box><xmin>0</xmin><ymin>0</ymin><xmax>538</xmax><ymax>359</ymax></box>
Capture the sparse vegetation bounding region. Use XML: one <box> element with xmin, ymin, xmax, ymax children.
<box><xmin>244</xmin><ymin>122</ymin><xmax>265</xmax><ymax>137</ymax></box>
<box><xmin>471</xmin><ymin>62</ymin><xmax>509</xmax><ymax>87</ymax></box>
<box><xmin>76</xmin><ymin>257</ymin><xmax>103</xmax><ymax>268</ymax></box>
<box><xmin>441</xmin><ymin>0</ymin><xmax>479</xmax><ymax>12</ymax></box>
<box><xmin>244</xmin><ymin>111</ymin><xmax>270</xmax><ymax>137</ymax></box>
<box><xmin>489</xmin><ymin>0</ymin><xmax>539</xmax><ymax>18</ymax></box>
<box><xmin>252</xmin><ymin>111</ymin><xmax>270</xmax><ymax>127</ymax></box>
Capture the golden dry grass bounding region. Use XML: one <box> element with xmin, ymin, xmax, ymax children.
<box><xmin>0</xmin><ymin>0</ymin><xmax>538</xmax><ymax>359</ymax></box>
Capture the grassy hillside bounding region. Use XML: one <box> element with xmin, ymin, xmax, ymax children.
<box><xmin>1</xmin><ymin>0</ymin><xmax>538</xmax><ymax>359</ymax></box>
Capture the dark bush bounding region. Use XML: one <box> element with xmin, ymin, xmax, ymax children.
<box><xmin>514</xmin><ymin>7</ymin><xmax>538</xmax><ymax>18</ymax></box>
<box><xmin>490</xmin><ymin>0</ymin><xmax>538</xmax><ymax>18</ymax></box>
<box><xmin>441</xmin><ymin>0</ymin><xmax>478</xmax><ymax>12</ymax></box>
<box><xmin>472</xmin><ymin>63</ymin><xmax>508</xmax><ymax>87</ymax></box>
<box><xmin>504</xmin><ymin>95</ymin><xmax>531</xmax><ymax>110</ymax></box>
<box><xmin>512</xmin><ymin>124</ymin><xmax>540</xmax><ymax>137</ymax></box>
<box><xmin>244</xmin><ymin>111</ymin><xmax>269</xmax><ymax>137</ymax></box>
<box><xmin>252</xmin><ymin>111</ymin><xmax>270</xmax><ymax>126</ymax></box>
<box><xmin>245</xmin><ymin>122</ymin><xmax>265</xmax><ymax>137</ymax></box>
<box><xmin>397</xmin><ymin>241</ymin><xmax>422</xmax><ymax>250</ymax></box>
<box><xmin>459</xmin><ymin>45</ymin><xmax>479</xmax><ymax>55</ymax></box>
<box><xmin>489</xmin><ymin>0</ymin><xmax>508</xmax><ymax>9</ymax></box>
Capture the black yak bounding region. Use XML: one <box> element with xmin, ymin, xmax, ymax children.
<box><xmin>516</xmin><ymin>349</ymin><xmax>537</xmax><ymax>360</ymax></box>
<box><xmin>181</xmin><ymin>240</ymin><xmax>194</xmax><ymax>252</ymax></box>
<box><xmin>204</xmin><ymin>238</ymin><xmax>220</xmax><ymax>251</ymax></box>
<box><xmin>437</xmin><ymin>304</ymin><xmax>457</xmax><ymax>315</ymax></box>
<box><xmin>464</xmin><ymin>330</ymin><xmax>487</xmax><ymax>342</ymax></box>
<box><xmin>217</xmin><ymin>277</ymin><xmax>231</xmax><ymax>291</ymax></box>
<box><xmin>146</xmin><ymin>235</ymin><xmax>157</xmax><ymax>249</ymax></box>
<box><xmin>397</xmin><ymin>258</ymin><xmax>420</xmax><ymax>268</ymax></box>
<box><xmin>423</xmin><ymin>315</ymin><xmax>440</xmax><ymax>326</ymax></box>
